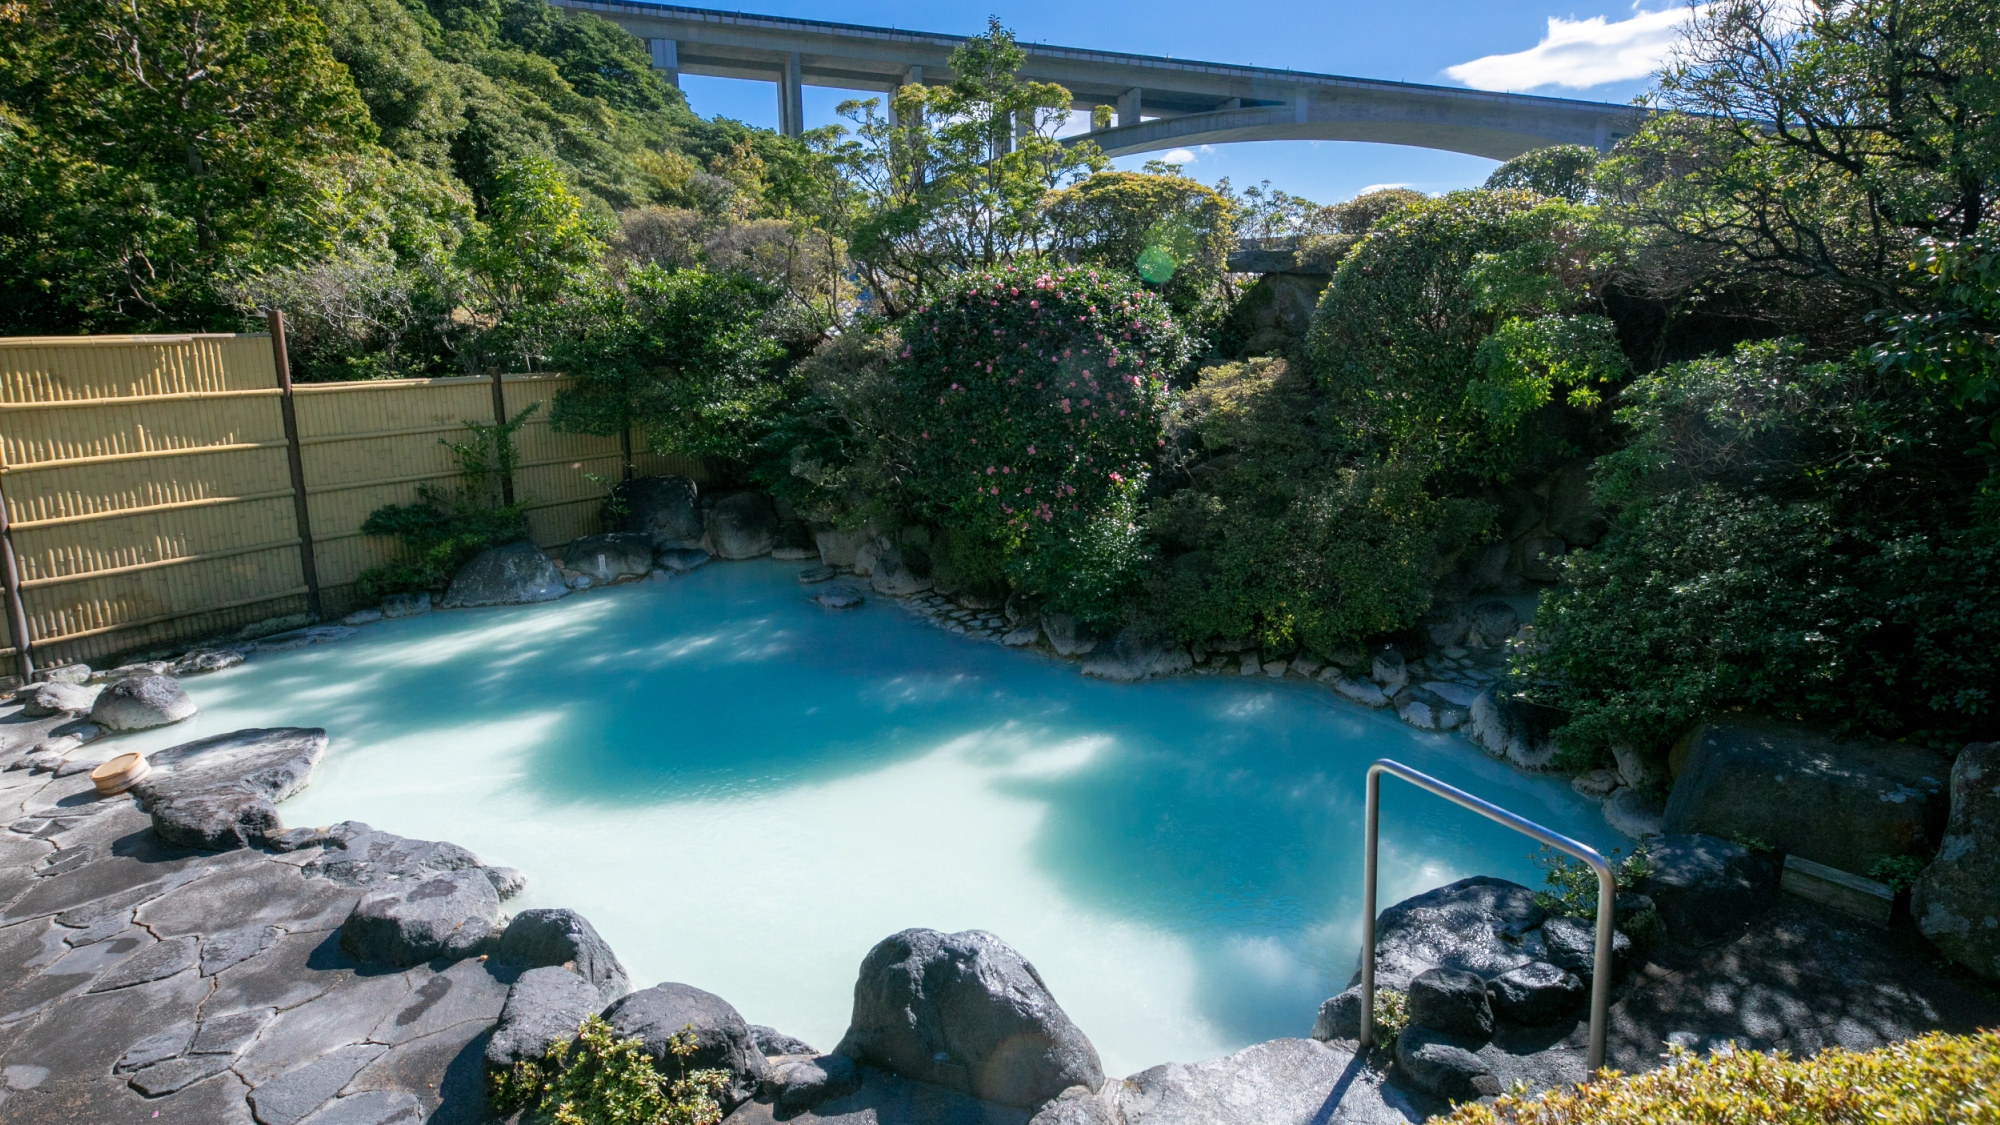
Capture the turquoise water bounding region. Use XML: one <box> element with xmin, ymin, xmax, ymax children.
<box><xmin>115</xmin><ymin>559</ymin><xmax>1614</xmax><ymax>1076</ymax></box>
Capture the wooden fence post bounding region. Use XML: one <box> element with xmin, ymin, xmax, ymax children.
<box><xmin>0</xmin><ymin>474</ymin><xmax>33</xmax><ymax>681</ymax></box>
<box><xmin>268</xmin><ymin>311</ymin><xmax>323</xmax><ymax>621</ymax></box>
<box><xmin>489</xmin><ymin>369</ymin><xmax>516</xmax><ymax>506</ymax></box>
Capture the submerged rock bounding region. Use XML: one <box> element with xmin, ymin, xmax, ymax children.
<box><xmin>442</xmin><ymin>541</ymin><xmax>568</xmax><ymax>608</ymax></box>
<box><xmin>814</xmin><ymin>588</ymin><xmax>864</xmax><ymax>610</ymax></box>
<box><xmin>657</xmin><ymin>547</ymin><xmax>711</xmax><ymax>573</ymax></box>
<box><xmin>797</xmin><ymin>564</ymin><xmax>837</xmax><ymax>584</ymax></box>
<box><xmin>1913</xmin><ymin>741</ymin><xmax>2000</xmax><ymax>981</ymax></box>
<box><xmin>836</xmin><ymin>927</ymin><xmax>1103</xmax><ymax>1111</ymax></box>
<box><xmin>91</xmin><ymin>675</ymin><xmax>195</xmax><ymax>731</ymax></box>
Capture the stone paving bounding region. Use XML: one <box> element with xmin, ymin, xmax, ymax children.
<box><xmin>0</xmin><ymin>708</ymin><xmax>508</xmax><ymax>1124</ymax></box>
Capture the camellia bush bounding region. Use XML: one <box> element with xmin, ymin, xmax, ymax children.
<box><xmin>896</xmin><ymin>264</ymin><xmax>1193</xmax><ymax>619</ymax></box>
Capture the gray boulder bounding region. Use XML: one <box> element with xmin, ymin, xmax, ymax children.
<box><xmin>815</xmin><ymin>588</ymin><xmax>864</xmax><ymax>610</ymax></box>
<box><xmin>342</xmin><ymin>608</ymin><xmax>383</xmax><ymax>626</ymax></box>
<box><xmin>1485</xmin><ymin>962</ymin><xmax>1583</xmax><ymax>1024</ymax></box>
<box><xmin>563</xmin><ymin>533</ymin><xmax>656</xmax><ymax>584</ymax></box>
<box><xmin>1309</xmin><ymin>986</ymin><xmax>1366</xmax><ymax>1041</ymax></box>
<box><xmin>442</xmin><ymin>541</ymin><xmax>568</xmax><ymax>608</ymax></box>
<box><xmin>769</xmin><ymin>1053</ymin><xmax>862</xmax><ymax>1116</ymax></box>
<box><xmin>603</xmin><ymin>982</ymin><xmax>772</xmax><ymax>1112</ymax></box>
<box><xmin>1466</xmin><ymin>689</ymin><xmax>1562</xmax><ymax>770</ymax></box>
<box><xmin>135</xmin><ymin>727</ymin><xmax>328</xmax><ymax>852</ymax></box>
<box><xmin>1393</xmin><ymin>1026</ymin><xmax>1498</xmax><ymax>1101</ymax></box>
<box><xmin>298</xmin><ymin>821</ymin><xmax>485</xmax><ymax>886</ymax></box>
<box><xmin>610</xmin><ymin>475</ymin><xmax>703</xmax><ymax>546</ymax></box>
<box><xmin>1114</xmin><ymin>1037</ymin><xmax>1425</xmax><ymax>1125</ymax></box>
<box><xmin>1405</xmin><ymin>967</ymin><xmax>1492</xmax><ymax>1042</ymax></box>
<box><xmin>1662</xmin><ymin>720</ymin><xmax>1951</xmax><ymax>874</ymax></box>
<box><xmin>1466</xmin><ymin>601</ymin><xmax>1519</xmax><ymax>647</ymax></box>
<box><xmin>1538</xmin><ymin>915</ymin><xmax>1630</xmax><ymax>979</ymax></box>
<box><xmin>1370</xmin><ymin>647</ymin><xmax>1408</xmax><ymax>693</ymax></box>
<box><xmin>1912</xmin><ymin>742</ymin><xmax>2000</xmax><ymax>981</ymax></box>
<box><xmin>1325</xmin><ymin>671</ymin><xmax>1391</xmax><ymax>708</ymax></box>
<box><xmin>379</xmin><ymin>592</ymin><xmax>431</xmax><ymax>618</ymax></box>
<box><xmin>1637</xmin><ymin>833</ymin><xmax>1778</xmax><ymax>947</ymax></box>
<box><xmin>151</xmin><ymin>791</ymin><xmax>282</xmax><ymax>850</ymax></box>
<box><xmin>35</xmin><ymin>661</ymin><xmax>92</xmax><ymax>684</ymax></box>
<box><xmin>868</xmin><ymin>539</ymin><xmax>933</xmax><ymax>596</ymax></box>
<box><xmin>21</xmin><ymin>680</ymin><xmax>100</xmax><ymax>716</ymax></box>
<box><xmin>90</xmin><ymin>660</ymin><xmax>172</xmax><ymax>683</ymax></box>
<box><xmin>494</xmin><ymin>908</ymin><xmax>630</xmax><ymax>1005</ymax></box>
<box><xmin>751</xmin><ymin>1025</ymin><xmax>819</xmax><ymax>1057</ymax></box>
<box><xmin>137</xmin><ymin>727</ymin><xmax>328</xmax><ymax>804</ymax></box>
<box><xmin>710</xmin><ymin>492</ymin><xmax>778</xmax><ymax>559</ymax></box>
<box><xmin>1082</xmin><ymin>630</ymin><xmax>1193</xmax><ymax>682</ymax></box>
<box><xmin>484</xmin><ymin>966</ymin><xmax>601</xmax><ymax>1072</ymax></box>
<box><xmin>1042</xmin><ymin>613</ymin><xmax>1099</xmax><ymax>658</ymax></box>
<box><xmin>1603</xmin><ymin>787</ymin><xmax>1664</xmax><ymax>839</ymax></box>
<box><xmin>172</xmin><ymin>648</ymin><xmax>247</xmax><ymax>675</ymax></box>
<box><xmin>813</xmin><ymin>526</ymin><xmax>868</xmax><ymax>568</ymax></box>
<box><xmin>1028</xmin><ymin>1085</ymin><xmax>1118</xmax><ymax>1125</ymax></box>
<box><xmin>91</xmin><ymin>674</ymin><xmax>196</xmax><ymax>731</ymax></box>
<box><xmin>339</xmin><ymin>869</ymin><xmax>503</xmax><ymax>966</ymax></box>
<box><xmin>835</xmin><ymin>927</ymin><xmax>1103</xmax><ymax>1111</ymax></box>
<box><xmin>1364</xmin><ymin>877</ymin><xmax>1545</xmax><ymax>990</ymax></box>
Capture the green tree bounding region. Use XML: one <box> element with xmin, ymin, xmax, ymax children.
<box><xmin>1044</xmin><ymin>171</ymin><xmax>1238</xmax><ymax>342</ymax></box>
<box><xmin>458</xmin><ymin>154</ymin><xmax>613</xmax><ymax>372</ymax></box>
<box><xmin>549</xmin><ymin>264</ymin><xmax>784</xmax><ymax>461</ymax></box>
<box><xmin>1484</xmin><ymin>144</ymin><xmax>1599</xmax><ymax>202</ymax></box>
<box><xmin>1600</xmin><ymin>0</ymin><xmax>2000</xmax><ymax>338</ymax></box>
<box><xmin>832</xmin><ymin>20</ymin><xmax>1107</xmax><ymax>313</ymax></box>
<box><xmin>0</xmin><ymin>0</ymin><xmax>386</xmax><ymax>331</ymax></box>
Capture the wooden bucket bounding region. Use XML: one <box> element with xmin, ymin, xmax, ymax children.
<box><xmin>89</xmin><ymin>752</ymin><xmax>150</xmax><ymax>796</ymax></box>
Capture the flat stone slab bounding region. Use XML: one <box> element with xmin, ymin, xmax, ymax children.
<box><xmin>724</xmin><ymin>1067</ymin><xmax>1027</xmax><ymax>1125</ymax></box>
<box><xmin>137</xmin><ymin>728</ymin><xmax>329</xmax><ymax>805</ymax></box>
<box><xmin>1115</xmin><ymin>1039</ymin><xmax>1430</xmax><ymax>1125</ymax></box>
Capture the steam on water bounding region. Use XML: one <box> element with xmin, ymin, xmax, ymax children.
<box><xmin>118</xmin><ymin>560</ymin><xmax>1612</xmax><ymax>1076</ymax></box>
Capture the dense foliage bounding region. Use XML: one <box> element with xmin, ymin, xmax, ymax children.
<box><xmin>490</xmin><ymin>1015</ymin><xmax>726</xmax><ymax>1125</ymax></box>
<box><xmin>1520</xmin><ymin>342</ymin><xmax>2000</xmax><ymax>753</ymax></box>
<box><xmin>1441</xmin><ymin>1030</ymin><xmax>2000</xmax><ymax>1125</ymax></box>
<box><xmin>1140</xmin><ymin>358</ymin><xmax>1485</xmax><ymax>652</ymax></box>
<box><xmin>894</xmin><ymin>265</ymin><xmax>1191</xmax><ymax>617</ymax></box>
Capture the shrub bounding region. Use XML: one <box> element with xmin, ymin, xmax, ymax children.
<box><xmin>1484</xmin><ymin>145</ymin><xmax>1599</xmax><ymax>202</ymax></box>
<box><xmin>1532</xmin><ymin>844</ymin><xmax>1654</xmax><ymax>918</ymax></box>
<box><xmin>490</xmin><ymin>1014</ymin><xmax>727</xmax><ymax>1125</ymax></box>
<box><xmin>1439</xmin><ymin>1030</ymin><xmax>2000</xmax><ymax>1125</ymax></box>
<box><xmin>1140</xmin><ymin>358</ymin><xmax>1489</xmax><ymax>651</ymax></box>
<box><xmin>1520</xmin><ymin>341</ymin><xmax>2000</xmax><ymax>753</ymax></box>
<box><xmin>352</xmin><ymin>487</ymin><xmax>528</xmax><ymax>601</ymax></box>
<box><xmin>1044</xmin><ymin>171</ymin><xmax>1237</xmax><ymax>342</ymax></box>
<box><xmin>1306</xmin><ymin>190</ymin><xmax>1628</xmax><ymax>487</ymax></box>
<box><xmin>894</xmin><ymin>264</ymin><xmax>1193</xmax><ymax>621</ymax></box>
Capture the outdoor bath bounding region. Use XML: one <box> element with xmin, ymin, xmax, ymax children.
<box><xmin>107</xmin><ymin>558</ymin><xmax>1616</xmax><ymax>1079</ymax></box>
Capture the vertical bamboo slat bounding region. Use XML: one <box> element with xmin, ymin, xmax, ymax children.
<box><xmin>0</xmin><ymin>336</ymin><xmax>710</xmax><ymax>671</ymax></box>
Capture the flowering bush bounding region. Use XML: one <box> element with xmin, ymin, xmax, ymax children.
<box><xmin>896</xmin><ymin>264</ymin><xmax>1193</xmax><ymax>612</ymax></box>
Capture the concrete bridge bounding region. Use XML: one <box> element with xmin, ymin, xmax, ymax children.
<box><xmin>548</xmin><ymin>0</ymin><xmax>1646</xmax><ymax>160</ymax></box>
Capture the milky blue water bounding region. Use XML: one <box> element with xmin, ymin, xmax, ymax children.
<box><xmin>115</xmin><ymin>559</ymin><xmax>1614</xmax><ymax>1076</ymax></box>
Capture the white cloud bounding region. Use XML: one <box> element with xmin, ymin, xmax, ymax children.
<box><xmin>1445</xmin><ymin>3</ymin><xmax>1701</xmax><ymax>92</ymax></box>
<box><xmin>1162</xmin><ymin>148</ymin><xmax>1197</xmax><ymax>164</ymax></box>
<box><xmin>1354</xmin><ymin>183</ymin><xmax>1412</xmax><ymax>196</ymax></box>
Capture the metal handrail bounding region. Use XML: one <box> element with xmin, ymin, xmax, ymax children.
<box><xmin>1360</xmin><ymin>759</ymin><xmax>1615</xmax><ymax>1071</ymax></box>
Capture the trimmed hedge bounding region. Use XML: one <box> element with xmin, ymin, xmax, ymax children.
<box><xmin>1441</xmin><ymin>1031</ymin><xmax>2000</xmax><ymax>1125</ymax></box>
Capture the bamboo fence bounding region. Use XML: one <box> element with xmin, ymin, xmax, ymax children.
<box><xmin>0</xmin><ymin>320</ymin><xmax>702</xmax><ymax>677</ymax></box>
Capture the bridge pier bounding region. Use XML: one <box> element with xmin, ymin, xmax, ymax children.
<box><xmin>780</xmin><ymin>51</ymin><xmax>804</xmax><ymax>137</ymax></box>
<box><xmin>1117</xmin><ymin>88</ymin><xmax>1142</xmax><ymax>128</ymax></box>
<box><xmin>648</xmin><ymin>38</ymin><xmax>678</xmax><ymax>87</ymax></box>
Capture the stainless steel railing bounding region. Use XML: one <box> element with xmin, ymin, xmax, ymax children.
<box><xmin>1359</xmin><ymin>759</ymin><xmax>1615</xmax><ymax>1071</ymax></box>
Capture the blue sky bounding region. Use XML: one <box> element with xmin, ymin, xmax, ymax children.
<box><xmin>673</xmin><ymin>0</ymin><xmax>1692</xmax><ymax>204</ymax></box>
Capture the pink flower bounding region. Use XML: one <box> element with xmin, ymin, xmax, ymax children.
<box><xmin>1108</xmin><ymin>471</ymin><xmax>1123</xmax><ymax>482</ymax></box>
<box><xmin>1001</xmin><ymin>466</ymin><xmax>1010</xmax><ymax>474</ymax></box>
<box><xmin>1026</xmin><ymin>445</ymin><xmax>1035</xmax><ymax>454</ymax></box>
<box><xmin>1029</xmin><ymin>300</ymin><xmax>1039</xmax><ymax>308</ymax></box>
<box><xmin>990</xmin><ymin>487</ymin><xmax>999</xmax><ymax>495</ymax></box>
<box><xmin>987</xmin><ymin>466</ymin><xmax>996</xmax><ymax>474</ymax></box>
<box><xmin>1061</xmin><ymin>399</ymin><xmax>1071</xmax><ymax>413</ymax></box>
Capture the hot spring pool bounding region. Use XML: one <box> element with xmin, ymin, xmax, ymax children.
<box><xmin>112</xmin><ymin>559</ymin><xmax>1615</xmax><ymax>1076</ymax></box>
